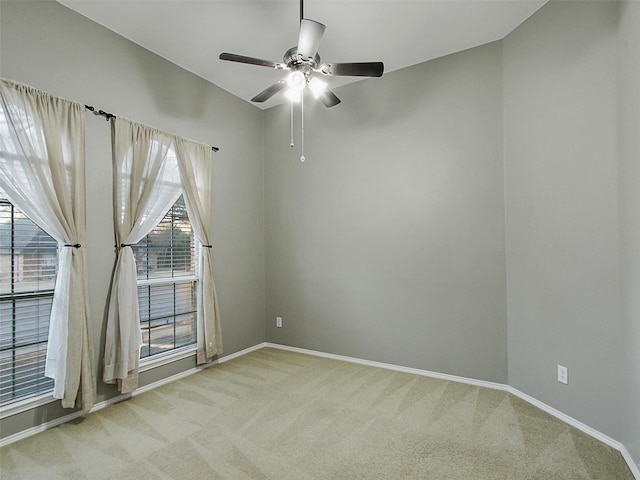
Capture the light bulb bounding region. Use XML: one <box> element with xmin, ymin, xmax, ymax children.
<box><xmin>285</xmin><ymin>89</ymin><xmax>301</xmax><ymax>103</ymax></box>
<box><xmin>308</xmin><ymin>77</ymin><xmax>327</xmax><ymax>98</ymax></box>
<box><xmin>287</xmin><ymin>71</ymin><xmax>306</xmax><ymax>91</ymax></box>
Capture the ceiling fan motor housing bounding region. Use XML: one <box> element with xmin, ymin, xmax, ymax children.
<box><xmin>284</xmin><ymin>46</ymin><xmax>320</xmax><ymax>73</ymax></box>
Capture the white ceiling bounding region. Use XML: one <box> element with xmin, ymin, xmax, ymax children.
<box><xmin>57</xmin><ymin>0</ymin><xmax>547</xmax><ymax>110</ymax></box>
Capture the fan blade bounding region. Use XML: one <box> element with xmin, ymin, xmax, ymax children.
<box><xmin>320</xmin><ymin>62</ymin><xmax>384</xmax><ymax>77</ymax></box>
<box><xmin>219</xmin><ymin>52</ymin><xmax>286</xmax><ymax>70</ymax></box>
<box><xmin>251</xmin><ymin>80</ymin><xmax>287</xmax><ymax>103</ymax></box>
<box><xmin>297</xmin><ymin>19</ymin><xmax>326</xmax><ymax>60</ymax></box>
<box><xmin>318</xmin><ymin>88</ymin><xmax>341</xmax><ymax>108</ymax></box>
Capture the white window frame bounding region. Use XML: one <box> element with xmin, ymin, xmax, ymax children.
<box><xmin>134</xmin><ymin>195</ymin><xmax>199</xmax><ymax>368</ymax></box>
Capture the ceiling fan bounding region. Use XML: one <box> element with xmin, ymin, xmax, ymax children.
<box><xmin>219</xmin><ymin>0</ymin><xmax>384</xmax><ymax>107</ymax></box>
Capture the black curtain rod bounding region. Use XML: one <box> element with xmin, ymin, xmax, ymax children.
<box><xmin>85</xmin><ymin>104</ymin><xmax>115</xmax><ymax>120</ymax></box>
<box><xmin>84</xmin><ymin>104</ymin><xmax>220</xmax><ymax>152</ymax></box>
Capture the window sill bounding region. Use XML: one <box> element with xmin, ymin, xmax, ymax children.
<box><xmin>0</xmin><ymin>392</ymin><xmax>56</xmax><ymax>420</ymax></box>
<box><xmin>139</xmin><ymin>345</ymin><xmax>197</xmax><ymax>373</ymax></box>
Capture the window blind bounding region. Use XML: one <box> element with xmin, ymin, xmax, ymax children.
<box><xmin>132</xmin><ymin>195</ymin><xmax>197</xmax><ymax>359</ymax></box>
<box><xmin>0</xmin><ymin>193</ymin><xmax>56</xmax><ymax>405</ymax></box>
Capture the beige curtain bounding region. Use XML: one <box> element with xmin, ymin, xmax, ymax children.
<box><xmin>174</xmin><ymin>138</ymin><xmax>223</xmax><ymax>362</ymax></box>
<box><xmin>103</xmin><ymin>118</ymin><xmax>182</xmax><ymax>393</ymax></box>
<box><xmin>0</xmin><ymin>79</ymin><xmax>95</xmax><ymax>409</ymax></box>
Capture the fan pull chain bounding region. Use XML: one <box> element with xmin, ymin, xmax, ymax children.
<box><xmin>300</xmin><ymin>94</ymin><xmax>305</xmax><ymax>162</ymax></box>
<box><xmin>290</xmin><ymin>101</ymin><xmax>294</xmax><ymax>148</ymax></box>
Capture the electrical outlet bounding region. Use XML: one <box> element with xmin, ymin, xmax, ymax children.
<box><xmin>557</xmin><ymin>365</ymin><xmax>568</xmax><ymax>384</ymax></box>
<box><xmin>276</xmin><ymin>316</ymin><xmax>282</xmax><ymax>328</ymax></box>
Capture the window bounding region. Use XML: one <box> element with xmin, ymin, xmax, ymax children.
<box><xmin>0</xmin><ymin>191</ymin><xmax>56</xmax><ymax>406</ymax></box>
<box><xmin>132</xmin><ymin>195</ymin><xmax>197</xmax><ymax>359</ymax></box>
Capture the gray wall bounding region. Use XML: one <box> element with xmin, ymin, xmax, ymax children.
<box><xmin>0</xmin><ymin>0</ymin><xmax>265</xmax><ymax>438</ymax></box>
<box><xmin>618</xmin><ymin>0</ymin><xmax>640</xmax><ymax>466</ymax></box>
<box><xmin>503</xmin><ymin>0</ymin><xmax>622</xmax><ymax>439</ymax></box>
<box><xmin>264</xmin><ymin>42</ymin><xmax>508</xmax><ymax>384</ymax></box>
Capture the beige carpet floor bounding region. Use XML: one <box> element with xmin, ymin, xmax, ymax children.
<box><xmin>0</xmin><ymin>347</ymin><xmax>634</xmax><ymax>479</ymax></box>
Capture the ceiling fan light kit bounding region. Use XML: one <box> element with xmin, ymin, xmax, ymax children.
<box><xmin>286</xmin><ymin>70</ymin><xmax>306</xmax><ymax>94</ymax></box>
<box><xmin>219</xmin><ymin>0</ymin><xmax>384</xmax><ymax>160</ymax></box>
<box><xmin>308</xmin><ymin>77</ymin><xmax>327</xmax><ymax>98</ymax></box>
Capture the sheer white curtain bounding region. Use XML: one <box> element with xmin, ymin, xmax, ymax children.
<box><xmin>0</xmin><ymin>79</ymin><xmax>95</xmax><ymax>409</ymax></box>
<box><xmin>103</xmin><ymin>118</ymin><xmax>181</xmax><ymax>393</ymax></box>
<box><xmin>174</xmin><ymin>138</ymin><xmax>223</xmax><ymax>363</ymax></box>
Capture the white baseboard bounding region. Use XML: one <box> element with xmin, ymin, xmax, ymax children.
<box><xmin>506</xmin><ymin>387</ymin><xmax>640</xmax><ymax>479</ymax></box>
<box><xmin>0</xmin><ymin>409</ymin><xmax>86</xmax><ymax>448</ymax></box>
<box><xmin>2</xmin><ymin>341</ymin><xmax>638</xmax><ymax>479</ymax></box>
<box><xmin>265</xmin><ymin>342</ymin><xmax>640</xmax><ymax>479</ymax></box>
<box><xmin>0</xmin><ymin>343</ymin><xmax>265</xmax><ymax>448</ymax></box>
<box><xmin>263</xmin><ymin>342</ymin><xmax>508</xmax><ymax>391</ymax></box>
